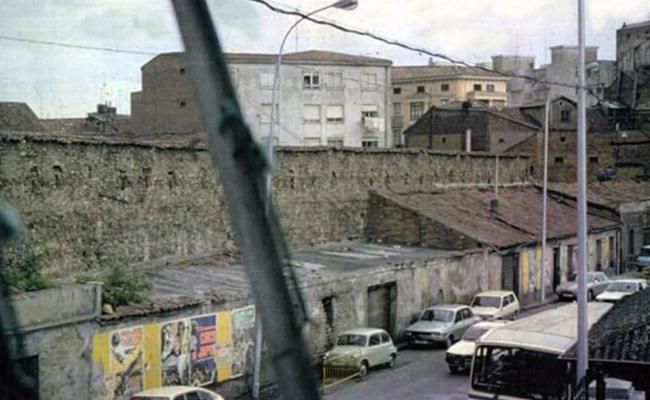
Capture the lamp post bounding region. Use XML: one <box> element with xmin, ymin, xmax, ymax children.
<box><xmin>253</xmin><ymin>2</ymin><xmax>359</xmax><ymax>398</ymax></box>
<box><xmin>265</xmin><ymin>0</ymin><xmax>359</xmax><ymax>185</ymax></box>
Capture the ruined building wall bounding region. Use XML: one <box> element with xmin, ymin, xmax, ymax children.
<box><xmin>0</xmin><ymin>133</ymin><xmax>531</xmax><ymax>278</ymax></box>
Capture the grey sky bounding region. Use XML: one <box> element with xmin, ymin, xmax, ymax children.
<box><xmin>0</xmin><ymin>0</ymin><xmax>648</xmax><ymax>118</ymax></box>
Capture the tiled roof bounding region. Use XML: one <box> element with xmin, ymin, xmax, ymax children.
<box><xmin>549</xmin><ymin>180</ymin><xmax>650</xmax><ymax>209</ymax></box>
<box><xmin>146</xmin><ymin>50</ymin><xmax>392</xmax><ymax>68</ymax></box>
<box><xmin>564</xmin><ymin>289</ymin><xmax>650</xmax><ymax>363</ymax></box>
<box><xmin>381</xmin><ymin>186</ymin><xmax>618</xmax><ymax>249</ymax></box>
<box><xmin>391</xmin><ymin>65</ymin><xmax>506</xmax><ymax>81</ymax></box>
<box><xmin>0</xmin><ymin>102</ymin><xmax>45</xmax><ymax>131</ymax></box>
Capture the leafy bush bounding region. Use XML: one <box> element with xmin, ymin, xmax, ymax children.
<box><xmin>1</xmin><ymin>252</ymin><xmax>52</xmax><ymax>292</ymax></box>
<box><xmin>100</xmin><ymin>263</ymin><xmax>152</xmax><ymax>307</ymax></box>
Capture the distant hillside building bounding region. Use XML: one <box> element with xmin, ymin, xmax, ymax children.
<box><xmin>390</xmin><ymin>64</ymin><xmax>509</xmax><ymax>142</ymax></box>
<box><xmin>613</xmin><ymin>20</ymin><xmax>650</xmax><ymax>113</ymax></box>
<box><xmin>131</xmin><ymin>50</ymin><xmax>394</xmax><ymax>148</ymax></box>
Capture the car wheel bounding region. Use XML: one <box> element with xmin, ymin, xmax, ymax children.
<box><xmin>445</xmin><ymin>336</ymin><xmax>454</xmax><ymax>349</ymax></box>
<box><xmin>448</xmin><ymin>365</ymin><xmax>460</xmax><ymax>374</ymax></box>
<box><xmin>359</xmin><ymin>361</ymin><xmax>369</xmax><ymax>378</ymax></box>
<box><xmin>387</xmin><ymin>354</ymin><xmax>396</xmax><ymax>368</ymax></box>
<box><xmin>588</xmin><ymin>290</ymin><xmax>594</xmax><ymax>302</ymax></box>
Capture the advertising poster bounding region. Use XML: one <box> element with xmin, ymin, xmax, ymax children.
<box><xmin>160</xmin><ymin>319</ymin><xmax>191</xmax><ymax>385</ymax></box>
<box><xmin>109</xmin><ymin>326</ymin><xmax>144</xmax><ymax>400</ymax></box>
<box><xmin>189</xmin><ymin>315</ymin><xmax>217</xmax><ymax>386</ymax></box>
<box><xmin>215</xmin><ymin>311</ymin><xmax>233</xmax><ymax>382</ymax></box>
<box><xmin>230</xmin><ymin>306</ymin><xmax>256</xmax><ymax>378</ymax></box>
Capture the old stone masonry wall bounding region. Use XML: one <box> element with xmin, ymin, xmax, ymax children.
<box><xmin>0</xmin><ymin>133</ymin><xmax>531</xmax><ymax>278</ymax></box>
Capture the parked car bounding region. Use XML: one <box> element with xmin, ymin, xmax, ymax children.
<box><xmin>470</xmin><ymin>291</ymin><xmax>520</xmax><ymax>320</ymax></box>
<box><xmin>322</xmin><ymin>328</ymin><xmax>397</xmax><ymax>377</ymax></box>
<box><xmin>633</xmin><ymin>245</ymin><xmax>650</xmax><ymax>271</ymax></box>
<box><xmin>445</xmin><ymin>320</ymin><xmax>509</xmax><ymax>374</ymax></box>
<box><xmin>596</xmin><ymin>279</ymin><xmax>648</xmax><ymax>302</ymax></box>
<box><xmin>404</xmin><ymin>304</ymin><xmax>480</xmax><ymax>348</ymax></box>
<box><xmin>557</xmin><ymin>271</ymin><xmax>610</xmax><ymax>301</ymax></box>
<box><xmin>131</xmin><ymin>386</ymin><xmax>224</xmax><ymax>400</ymax></box>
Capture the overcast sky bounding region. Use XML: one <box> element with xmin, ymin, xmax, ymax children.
<box><xmin>0</xmin><ymin>0</ymin><xmax>648</xmax><ymax>118</ymax></box>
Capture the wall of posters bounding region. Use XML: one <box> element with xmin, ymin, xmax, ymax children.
<box><xmin>91</xmin><ymin>305</ymin><xmax>255</xmax><ymax>399</ymax></box>
<box><xmin>230</xmin><ymin>305</ymin><xmax>256</xmax><ymax>378</ymax></box>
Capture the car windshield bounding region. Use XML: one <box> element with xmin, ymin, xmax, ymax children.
<box><xmin>606</xmin><ymin>282</ymin><xmax>637</xmax><ymax>293</ymax></box>
<box><xmin>336</xmin><ymin>334</ymin><xmax>367</xmax><ymax>346</ymax></box>
<box><xmin>462</xmin><ymin>326</ymin><xmax>490</xmax><ymax>342</ymax></box>
<box><xmin>420</xmin><ymin>309</ymin><xmax>454</xmax><ymax>322</ymax></box>
<box><xmin>472</xmin><ymin>296</ymin><xmax>501</xmax><ymax>308</ymax></box>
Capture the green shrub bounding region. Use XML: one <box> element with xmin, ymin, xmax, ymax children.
<box><xmin>1</xmin><ymin>252</ymin><xmax>52</xmax><ymax>292</ymax></box>
<box><xmin>101</xmin><ymin>263</ymin><xmax>152</xmax><ymax>307</ymax></box>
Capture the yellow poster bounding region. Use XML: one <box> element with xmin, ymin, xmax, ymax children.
<box><xmin>109</xmin><ymin>326</ymin><xmax>144</xmax><ymax>400</ymax></box>
<box><xmin>143</xmin><ymin>324</ymin><xmax>161</xmax><ymax>390</ymax></box>
<box><xmin>216</xmin><ymin>311</ymin><xmax>233</xmax><ymax>382</ymax></box>
<box><xmin>520</xmin><ymin>250</ymin><xmax>529</xmax><ymax>295</ymax></box>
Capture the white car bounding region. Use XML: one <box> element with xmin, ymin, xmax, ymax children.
<box><xmin>596</xmin><ymin>279</ymin><xmax>648</xmax><ymax>303</ymax></box>
<box><xmin>444</xmin><ymin>320</ymin><xmax>509</xmax><ymax>373</ymax></box>
<box><xmin>131</xmin><ymin>386</ymin><xmax>224</xmax><ymax>400</ymax></box>
<box><xmin>470</xmin><ymin>291</ymin><xmax>520</xmax><ymax>320</ymax></box>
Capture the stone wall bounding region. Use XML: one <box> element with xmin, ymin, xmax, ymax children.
<box><xmin>0</xmin><ymin>132</ymin><xmax>530</xmax><ymax>279</ymax></box>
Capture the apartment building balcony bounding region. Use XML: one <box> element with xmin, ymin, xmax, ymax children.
<box><xmin>391</xmin><ymin>115</ymin><xmax>403</xmax><ymax>131</ymax></box>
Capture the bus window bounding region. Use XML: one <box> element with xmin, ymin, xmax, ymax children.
<box><xmin>471</xmin><ymin>345</ymin><xmax>569</xmax><ymax>399</ymax></box>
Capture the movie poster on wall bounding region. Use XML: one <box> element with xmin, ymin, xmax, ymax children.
<box><xmin>189</xmin><ymin>314</ymin><xmax>217</xmax><ymax>386</ymax></box>
<box><xmin>160</xmin><ymin>319</ymin><xmax>192</xmax><ymax>385</ymax></box>
<box><xmin>109</xmin><ymin>326</ymin><xmax>144</xmax><ymax>400</ymax></box>
<box><xmin>230</xmin><ymin>305</ymin><xmax>256</xmax><ymax>378</ymax></box>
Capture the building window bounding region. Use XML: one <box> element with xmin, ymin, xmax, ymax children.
<box><xmin>362</xmin><ymin>138</ymin><xmax>379</xmax><ymax>148</ymax></box>
<box><xmin>486</xmin><ymin>84</ymin><xmax>495</xmax><ymax>92</ymax></box>
<box><xmin>560</xmin><ymin>136</ymin><xmax>566</xmax><ymax>142</ymax></box>
<box><xmin>179</xmin><ymin>67</ymin><xmax>186</xmax><ymax>75</ymax></box>
<box><xmin>179</xmin><ymin>100</ymin><xmax>186</xmax><ymax>108</ymax></box>
<box><xmin>561</xmin><ymin>109</ymin><xmax>571</xmax><ymax>122</ymax></box>
<box><xmin>498</xmin><ymin>138</ymin><xmax>505</xmax><ymax>143</ymax></box>
<box><xmin>361</xmin><ymin>104</ymin><xmax>379</xmax><ymax>118</ymax></box>
<box><xmin>393</xmin><ymin>102</ymin><xmax>401</xmax><ymax>116</ymax></box>
<box><xmin>260</xmin><ymin>71</ymin><xmax>275</xmax><ymax>89</ymax></box>
<box><xmin>362</xmin><ymin>73</ymin><xmax>378</xmax><ymax>90</ymax></box>
<box><xmin>441</xmin><ymin>136</ymin><xmax>447</xmax><ymax>143</ymax></box>
<box><xmin>327</xmin><ymin>137</ymin><xmax>344</xmax><ymax>148</ymax></box>
<box><xmin>325</xmin><ymin>72</ymin><xmax>343</xmax><ymax>89</ymax></box>
<box><xmin>417</xmin><ymin>85</ymin><xmax>425</xmax><ymax>93</ymax></box>
<box><xmin>441</xmin><ymin>83</ymin><xmax>450</xmax><ymax>92</ymax></box>
<box><xmin>393</xmin><ymin>87</ymin><xmax>401</xmax><ymax>95</ymax></box>
<box><xmin>473</xmin><ymin>84</ymin><xmax>482</xmax><ymax>91</ymax></box>
<box><xmin>326</xmin><ymin>105</ymin><xmax>344</xmax><ymax>124</ymax></box>
<box><xmin>410</xmin><ymin>102</ymin><xmax>424</xmax><ymax>121</ymax></box>
<box><xmin>303</xmin><ymin>104</ymin><xmax>321</xmax><ymax>123</ymax></box>
<box><xmin>303</xmin><ymin>71</ymin><xmax>320</xmax><ymax>89</ymax></box>
<box><xmin>554</xmin><ymin>157</ymin><xmax>564</xmax><ymax>164</ymax></box>
<box><xmin>260</xmin><ymin>103</ymin><xmax>278</xmax><ymax>124</ymax></box>
<box><xmin>589</xmin><ymin>156</ymin><xmax>599</xmax><ymax>164</ymax></box>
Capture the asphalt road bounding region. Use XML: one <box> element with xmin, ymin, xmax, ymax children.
<box><xmin>323</xmin><ymin>302</ymin><xmax>564</xmax><ymax>400</ymax></box>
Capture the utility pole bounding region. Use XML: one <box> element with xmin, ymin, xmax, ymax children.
<box><xmin>541</xmin><ymin>94</ymin><xmax>550</xmax><ymax>305</ymax></box>
<box><xmin>576</xmin><ymin>0</ymin><xmax>589</xmax><ymax>388</ymax></box>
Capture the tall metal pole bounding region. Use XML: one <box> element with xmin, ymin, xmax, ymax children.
<box><xmin>576</xmin><ymin>0</ymin><xmax>589</xmax><ymax>387</ymax></box>
<box><xmin>541</xmin><ymin>94</ymin><xmax>550</xmax><ymax>305</ymax></box>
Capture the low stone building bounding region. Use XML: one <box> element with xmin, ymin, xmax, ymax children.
<box><xmin>10</xmin><ymin>242</ymin><xmax>502</xmax><ymax>400</ymax></box>
<box><xmin>365</xmin><ymin>185</ymin><xmax>621</xmax><ymax>305</ymax></box>
<box><xmin>549</xmin><ymin>180</ymin><xmax>650</xmax><ymax>268</ymax></box>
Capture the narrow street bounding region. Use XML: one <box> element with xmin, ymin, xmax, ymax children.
<box><xmin>323</xmin><ymin>302</ymin><xmax>563</xmax><ymax>400</ymax></box>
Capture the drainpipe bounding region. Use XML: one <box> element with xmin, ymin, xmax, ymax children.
<box><xmin>385</xmin><ymin>65</ymin><xmax>390</xmax><ymax>147</ymax></box>
<box><xmin>465</xmin><ymin>129</ymin><xmax>472</xmax><ymax>152</ymax></box>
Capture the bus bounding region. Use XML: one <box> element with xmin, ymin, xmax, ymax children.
<box><xmin>469</xmin><ymin>302</ymin><xmax>612</xmax><ymax>400</ymax></box>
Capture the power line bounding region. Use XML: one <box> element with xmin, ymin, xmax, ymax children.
<box><xmin>0</xmin><ymin>34</ymin><xmax>158</xmax><ymax>56</ymax></box>
<box><xmin>247</xmin><ymin>0</ymin><xmax>608</xmax><ymax>102</ymax></box>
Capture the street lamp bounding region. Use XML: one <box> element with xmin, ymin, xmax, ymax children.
<box><xmin>265</xmin><ymin>0</ymin><xmax>359</xmax><ymax>195</ymax></box>
<box><xmin>253</xmin><ymin>2</ymin><xmax>359</xmax><ymax>398</ymax></box>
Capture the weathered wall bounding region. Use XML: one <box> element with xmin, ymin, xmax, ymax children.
<box><xmin>0</xmin><ymin>134</ymin><xmax>531</xmax><ymax>279</ymax></box>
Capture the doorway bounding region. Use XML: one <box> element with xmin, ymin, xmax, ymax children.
<box><xmin>553</xmin><ymin>247</ymin><xmax>561</xmax><ymax>292</ymax></box>
<box><xmin>367</xmin><ymin>282</ymin><xmax>397</xmax><ymax>336</ymax></box>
